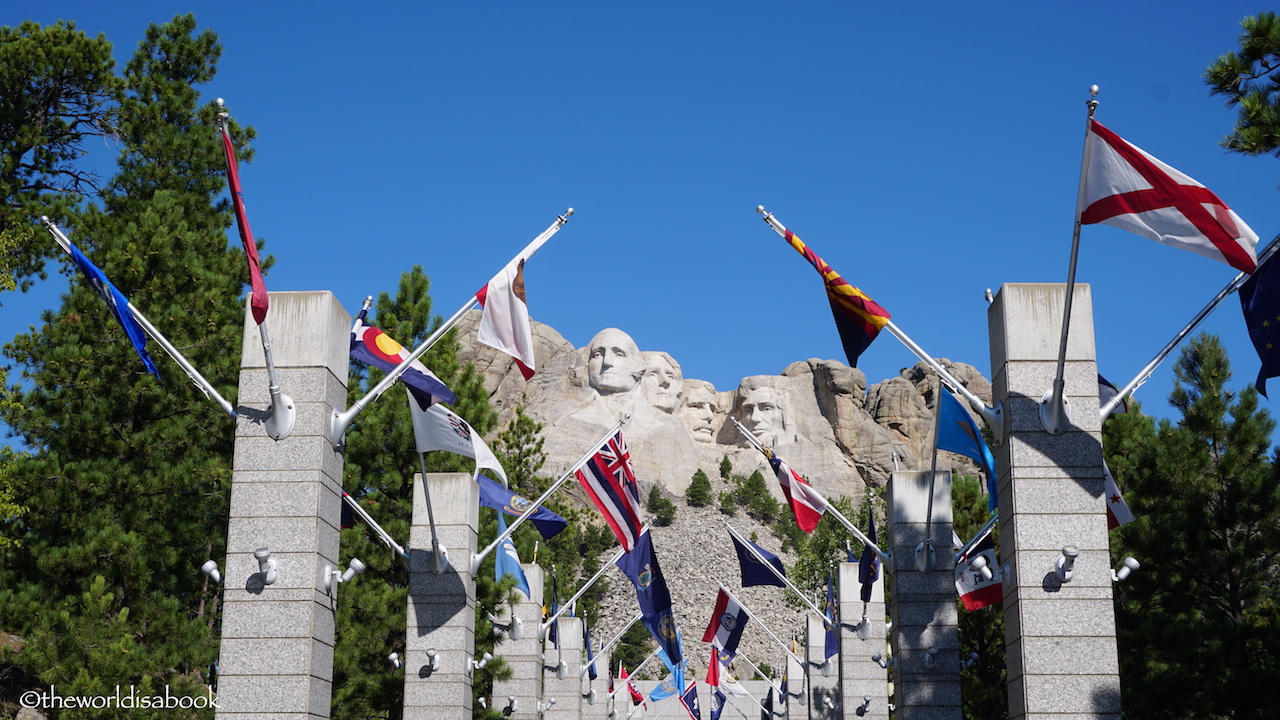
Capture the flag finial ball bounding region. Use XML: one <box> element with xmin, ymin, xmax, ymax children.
<box><xmin>1089</xmin><ymin>84</ymin><xmax>1099</xmax><ymax>97</ymax></box>
<box><xmin>565</xmin><ymin>208</ymin><xmax>574</xmax><ymax>217</ymax></box>
<box><xmin>216</xmin><ymin>97</ymin><xmax>224</xmax><ymax>107</ymax></box>
<box><xmin>756</xmin><ymin>205</ymin><xmax>766</xmax><ymax>214</ymax></box>
<box><xmin>39</xmin><ymin>215</ymin><xmax>49</xmax><ymax>223</ymax></box>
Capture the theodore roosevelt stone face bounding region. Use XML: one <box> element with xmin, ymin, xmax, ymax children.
<box><xmin>587</xmin><ymin>328</ymin><xmax>644</xmax><ymax>395</ymax></box>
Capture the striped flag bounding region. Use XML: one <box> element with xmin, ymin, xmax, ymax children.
<box><xmin>701</xmin><ymin>589</ymin><xmax>749</xmax><ymax>657</ymax></box>
<box><xmin>783</xmin><ymin>229</ymin><xmax>891</xmax><ymax>367</ymax></box>
<box><xmin>350</xmin><ymin>309</ymin><xmax>456</xmax><ymax>410</ymax></box>
<box><xmin>218</xmin><ymin>125</ymin><xmax>269</xmax><ymax>324</ymax></box>
<box><xmin>764</xmin><ymin>448</ymin><xmax>826</xmax><ymax>533</ymax></box>
<box><xmin>575</xmin><ymin>431</ymin><xmax>644</xmax><ymax>552</ymax></box>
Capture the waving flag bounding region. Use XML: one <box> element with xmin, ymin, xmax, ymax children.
<box><xmin>681</xmin><ymin>680</ymin><xmax>702</xmax><ymax>720</ymax></box>
<box><xmin>350</xmin><ymin>310</ymin><xmax>456</xmax><ymax>409</ymax></box>
<box><xmin>783</xmin><ymin>229</ymin><xmax>891</xmax><ymax>367</ymax></box>
<box><xmin>764</xmin><ymin>448</ymin><xmax>826</xmax><ymax>533</ymax></box>
<box><xmin>218</xmin><ymin>125</ymin><xmax>269</xmax><ymax>324</ymax></box>
<box><xmin>1239</xmin><ymin>251</ymin><xmax>1280</xmax><ymax>396</ymax></box>
<box><xmin>66</xmin><ymin>239</ymin><xmax>161</xmax><ymax>379</ymax></box>
<box><xmin>937</xmin><ymin>388</ymin><xmax>998</xmax><ymax>510</ymax></box>
<box><xmin>475</xmin><ymin>473</ymin><xmax>567</xmax><ymax>539</ymax></box>
<box><xmin>616</xmin><ymin>530</ymin><xmax>682</xmax><ymax>666</ymax></box>
<box><xmin>858</xmin><ymin>509</ymin><xmax>880</xmax><ymax>603</ymax></box>
<box><xmin>476</xmin><ymin>256</ymin><xmax>537</xmax><ymax>379</ymax></box>
<box><xmin>621</xmin><ymin>664</ymin><xmax>645</xmax><ymax>707</ymax></box>
<box><xmin>702</xmin><ymin>589</ymin><xmax>749</xmax><ymax>657</ymax></box>
<box><xmin>409</xmin><ymin>398</ymin><xmax>507</xmax><ymax>485</ymax></box>
<box><xmin>495</xmin><ymin>513</ymin><xmax>531</xmax><ymax>598</ymax></box>
<box><xmin>650</xmin><ymin>672</ymin><xmax>681</xmax><ymax>702</ymax></box>
<box><xmin>1082</xmin><ymin>119</ymin><xmax>1258</xmax><ymax>273</ymax></box>
<box><xmin>710</xmin><ymin>686</ymin><xmax>727</xmax><ymax>720</ymax></box>
<box><xmin>575</xmin><ymin>431</ymin><xmax>644</xmax><ymax>552</ymax></box>
<box><xmin>955</xmin><ymin>525</ymin><xmax>1002</xmax><ymax>611</ymax></box>
<box><xmin>1103</xmin><ymin>461</ymin><xmax>1135</xmax><ymax>529</ymax></box>
<box><xmin>730</xmin><ymin>533</ymin><xmax>786</xmax><ymax>588</ymax></box>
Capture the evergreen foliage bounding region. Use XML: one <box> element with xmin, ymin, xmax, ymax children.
<box><xmin>646</xmin><ymin>485</ymin><xmax>676</xmax><ymax>526</ymax></box>
<box><xmin>1206</xmin><ymin>12</ymin><xmax>1280</xmax><ymax>160</ymax></box>
<box><xmin>719</xmin><ymin>454</ymin><xmax>732</xmax><ymax>479</ymax></box>
<box><xmin>717</xmin><ymin>490</ymin><xmax>737</xmax><ymax>516</ymax></box>
<box><xmin>953</xmin><ymin>475</ymin><xmax>1005</xmax><ymax>720</ymax></box>
<box><xmin>685</xmin><ymin>468</ymin><xmax>712</xmax><ymax>507</ymax></box>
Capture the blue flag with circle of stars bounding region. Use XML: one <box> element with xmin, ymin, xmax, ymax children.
<box><xmin>67</xmin><ymin>239</ymin><xmax>161</xmax><ymax>378</ymax></box>
<box><xmin>1240</xmin><ymin>251</ymin><xmax>1280</xmax><ymax>397</ymax></box>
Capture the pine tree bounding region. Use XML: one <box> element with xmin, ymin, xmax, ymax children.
<box><xmin>1205</xmin><ymin>12</ymin><xmax>1280</xmax><ymax>160</ymax></box>
<box><xmin>646</xmin><ymin>485</ymin><xmax>676</xmax><ymax>526</ymax></box>
<box><xmin>952</xmin><ymin>474</ymin><xmax>1006</xmax><ymax>720</ymax></box>
<box><xmin>719</xmin><ymin>454</ymin><xmax>733</xmax><ymax>479</ymax></box>
<box><xmin>685</xmin><ymin>468</ymin><xmax>712</xmax><ymax>507</ymax></box>
<box><xmin>0</xmin><ymin>15</ymin><xmax>244</xmax><ymax>712</ymax></box>
<box><xmin>1109</xmin><ymin>334</ymin><xmax>1280</xmax><ymax>720</ymax></box>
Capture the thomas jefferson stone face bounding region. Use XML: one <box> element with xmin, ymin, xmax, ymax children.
<box><xmin>681</xmin><ymin>383</ymin><xmax>718</xmax><ymax>442</ymax></box>
<box><xmin>642</xmin><ymin>355</ymin><xmax>683</xmax><ymax>413</ymax></box>
<box><xmin>587</xmin><ymin>328</ymin><xmax>643</xmax><ymax>394</ymax></box>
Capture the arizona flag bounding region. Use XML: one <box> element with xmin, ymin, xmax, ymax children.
<box><xmin>218</xmin><ymin>125</ymin><xmax>269</xmax><ymax>324</ymax></box>
<box><xmin>1081</xmin><ymin>120</ymin><xmax>1258</xmax><ymax>274</ymax></box>
<box><xmin>955</xmin><ymin>526</ymin><xmax>1002</xmax><ymax>611</ymax></box>
<box><xmin>1103</xmin><ymin>461</ymin><xmax>1136</xmax><ymax>529</ymax></box>
<box><xmin>350</xmin><ymin>310</ymin><xmax>456</xmax><ymax>410</ymax></box>
<box><xmin>763</xmin><ymin>448</ymin><xmax>826</xmax><ymax>533</ymax></box>
<box><xmin>476</xmin><ymin>254</ymin><xmax>536</xmax><ymax>379</ymax></box>
<box><xmin>575</xmin><ymin>431</ymin><xmax>645</xmax><ymax>552</ymax></box>
<box><xmin>783</xmin><ymin>229</ymin><xmax>891</xmax><ymax>367</ymax></box>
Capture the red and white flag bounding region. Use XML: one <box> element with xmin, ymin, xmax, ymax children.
<box><xmin>1082</xmin><ymin>120</ymin><xmax>1258</xmax><ymax>273</ymax></box>
<box><xmin>706</xmin><ymin>647</ymin><xmax>722</xmax><ymax>687</ymax></box>
<box><xmin>621</xmin><ymin>664</ymin><xmax>645</xmax><ymax>707</ymax></box>
<box><xmin>1103</xmin><ymin>461</ymin><xmax>1136</xmax><ymax>529</ymax></box>
<box><xmin>955</xmin><ymin>527</ymin><xmax>1002</xmax><ymax>611</ymax></box>
<box><xmin>476</xmin><ymin>256</ymin><xmax>536</xmax><ymax>379</ymax></box>
<box><xmin>765</xmin><ymin>449</ymin><xmax>826</xmax><ymax>533</ymax></box>
<box><xmin>219</xmin><ymin>127</ymin><xmax>269</xmax><ymax>324</ymax></box>
<box><xmin>701</xmin><ymin>589</ymin><xmax>749</xmax><ymax>657</ymax></box>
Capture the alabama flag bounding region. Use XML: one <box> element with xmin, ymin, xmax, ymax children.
<box><xmin>1082</xmin><ymin>120</ymin><xmax>1258</xmax><ymax>273</ymax></box>
<box><xmin>1103</xmin><ymin>461</ymin><xmax>1136</xmax><ymax>529</ymax></box>
<box><xmin>764</xmin><ymin>448</ymin><xmax>826</xmax><ymax>533</ymax></box>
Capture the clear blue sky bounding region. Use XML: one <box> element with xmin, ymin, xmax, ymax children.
<box><xmin>9</xmin><ymin>2</ymin><xmax>1280</xmax><ymax>444</ymax></box>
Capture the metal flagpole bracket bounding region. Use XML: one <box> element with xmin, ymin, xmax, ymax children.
<box><xmin>259</xmin><ymin>321</ymin><xmax>296</xmax><ymax>440</ymax></box>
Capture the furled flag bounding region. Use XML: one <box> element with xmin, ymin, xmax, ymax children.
<box><xmin>1098</xmin><ymin>374</ymin><xmax>1129</xmax><ymax>414</ymax></box>
<box><xmin>476</xmin><ymin>253</ymin><xmax>537</xmax><ymax>379</ymax></box>
<box><xmin>475</xmin><ymin>473</ymin><xmax>568</xmax><ymax>539</ymax></box>
<box><xmin>763</xmin><ymin>448</ymin><xmax>826</xmax><ymax>533</ymax></box>
<box><xmin>783</xmin><ymin>228</ymin><xmax>892</xmax><ymax>367</ymax></box>
<box><xmin>409</xmin><ymin>396</ymin><xmax>508</xmax><ymax>484</ymax></box>
<box><xmin>350</xmin><ymin>310</ymin><xmax>456</xmax><ymax>409</ymax></box>
<box><xmin>1103</xmin><ymin>461</ymin><xmax>1136</xmax><ymax>530</ymax></box>
<box><xmin>548</xmin><ymin>569</ymin><xmax>560</xmax><ymax>648</ymax></box>
<box><xmin>575</xmin><ymin>431</ymin><xmax>645</xmax><ymax>552</ymax></box>
<box><xmin>681</xmin><ymin>680</ymin><xmax>702</xmax><ymax>720</ymax></box>
<box><xmin>702</xmin><ymin>589</ymin><xmax>749</xmax><ymax>658</ymax></box>
<box><xmin>340</xmin><ymin>495</ymin><xmax>355</xmax><ymax>529</ymax></box>
<box><xmin>858</xmin><ymin>508</ymin><xmax>880</xmax><ymax>603</ymax></box>
<box><xmin>583</xmin><ymin>614</ymin><xmax>598</xmax><ymax>681</ymax></box>
<box><xmin>218</xmin><ymin>123</ymin><xmax>269</xmax><ymax>324</ymax></box>
<box><xmin>616</xmin><ymin>529</ymin><xmax>682</xmax><ymax>666</ymax></box>
<box><xmin>707</xmin><ymin>646</ymin><xmax>723</xmax><ymax>688</ymax></box>
<box><xmin>936</xmin><ymin>387</ymin><xmax>998</xmax><ymax>511</ymax></box>
<box><xmin>1238</xmin><ymin>249</ymin><xmax>1280</xmax><ymax>396</ymax></box>
<box><xmin>730</xmin><ymin>532</ymin><xmax>787</xmax><ymax>588</ymax></box>
<box><xmin>621</xmin><ymin>664</ymin><xmax>646</xmax><ymax>707</ymax></box>
<box><xmin>823</xmin><ymin>568</ymin><xmax>839</xmax><ymax>661</ymax></box>
<box><xmin>762</xmin><ymin>687</ymin><xmax>775</xmax><ymax>720</ymax></box>
<box><xmin>495</xmin><ymin>513</ymin><xmax>531</xmax><ymax>599</ymax></box>
<box><xmin>1081</xmin><ymin>119</ymin><xmax>1259</xmax><ymax>274</ymax></box>
<box><xmin>66</xmin><ymin>239</ymin><xmax>161</xmax><ymax>379</ymax></box>
<box><xmin>955</xmin><ymin>525</ymin><xmax>1002</xmax><ymax>611</ymax></box>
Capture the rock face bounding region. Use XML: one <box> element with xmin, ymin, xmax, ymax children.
<box><xmin>453</xmin><ymin>313</ymin><xmax>994</xmax><ymax>673</ymax></box>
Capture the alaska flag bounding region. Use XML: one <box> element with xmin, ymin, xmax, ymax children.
<box><xmin>476</xmin><ymin>474</ymin><xmax>568</xmax><ymax>539</ymax></box>
<box><xmin>937</xmin><ymin>387</ymin><xmax>998</xmax><ymax>511</ymax></box>
<box><xmin>1240</xmin><ymin>250</ymin><xmax>1280</xmax><ymax>396</ymax></box>
<box><xmin>858</xmin><ymin>509</ymin><xmax>880</xmax><ymax>603</ymax></box>
<box><xmin>823</xmin><ymin>569</ymin><xmax>838</xmax><ymax>660</ymax></box>
<box><xmin>616</xmin><ymin>530</ymin><xmax>682</xmax><ymax>667</ymax></box>
<box><xmin>730</xmin><ymin>532</ymin><xmax>786</xmax><ymax>588</ymax></box>
<box><xmin>495</xmin><ymin>513</ymin><xmax>532</xmax><ymax>599</ymax></box>
<box><xmin>66</xmin><ymin>240</ymin><xmax>162</xmax><ymax>379</ymax></box>
<box><xmin>350</xmin><ymin>309</ymin><xmax>456</xmax><ymax>409</ymax></box>
<box><xmin>783</xmin><ymin>228</ymin><xmax>891</xmax><ymax>367</ymax></box>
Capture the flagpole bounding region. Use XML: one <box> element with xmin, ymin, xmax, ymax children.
<box><xmin>712</xmin><ymin>578</ymin><xmax>811</xmax><ymax>664</ymax></box>
<box><xmin>341</xmin><ymin>491</ymin><xmax>409</xmax><ymax>560</ymax></box>
<box><xmin>721</xmin><ymin>522</ymin><xmax>830</xmax><ymax>623</ymax></box>
<box><xmin>328</xmin><ymin>209</ymin><xmax>574</xmax><ymax>449</ymax></box>
<box><xmin>733</xmin><ymin>652</ymin><xmax>784</xmax><ymax>697</ymax></box>
<box><xmin>610</xmin><ymin>647</ymin><xmax>663</xmax><ymax>699</ymax></box>
<box><xmin>956</xmin><ymin>513</ymin><xmax>999</xmax><ymax>562</ymax></box>
<box><xmin>1100</xmin><ymin>235</ymin><xmax>1280</xmax><ymax>420</ymax></box>
<box><xmin>755</xmin><ymin>206</ymin><xmax>1003</xmax><ymax>440</ymax></box>
<box><xmin>416</xmin><ymin>449</ymin><xmax>448</xmax><ymax>573</ymax></box>
<box><xmin>581</xmin><ymin>611</ymin><xmax>643</xmax><ymax>678</ymax></box>
<box><xmin>471</xmin><ymin>415</ymin><xmax>628</xmax><ymax>575</ymax></box>
<box><xmin>41</xmin><ymin>216</ymin><xmax>238</xmax><ymax>419</ymax></box>
<box><xmin>731</xmin><ymin>418</ymin><xmax>890</xmax><ymax>564</ymax></box>
<box><xmin>543</xmin><ymin>537</ymin><xmax>641</xmax><ymax>634</ymax></box>
<box><xmin>920</xmin><ymin>374</ymin><xmax>945</xmax><ymax>573</ymax></box>
<box><xmin>1044</xmin><ymin>85</ymin><xmax>1101</xmax><ymax>435</ymax></box>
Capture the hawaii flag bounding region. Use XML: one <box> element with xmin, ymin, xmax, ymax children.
<box><xmin>1082</xmin><ymin>120</ymin><xmax>1258</xmax><ymax>273</ymax></box>
<box><xmin>764</xmin><ymin>448</ymin><xmax>826</xmax><ymax>533</ymax></box>
<box><xmin>476</xmin><ymin>258</ymin><xmax>536</xmax><ymax>379</ymax></box>
<box><xmin>350</xmin><ymin>310</ymin><xmax>456</xmax><ymax>410</ymax></box>
<box><xmin>575</xmin><ymin>431</ymin><xmax>644</xmax><ymax>552</ymax></box>
<box><xmin>218</xmin><ymin>125</ymin><xmax>269</xmax><ymax>324</ymax></box>
<box><xmin>1103</xmin><ymin>461</ymin><xmax>1135</xmax><ymax>529</ymax></box>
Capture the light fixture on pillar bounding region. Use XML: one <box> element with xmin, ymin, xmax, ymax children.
<box><xmin>488</xmin><ymin>612</ymin><xmax>523</xmax><ymax>640</ymax></box>
<box><xmin>1055</xmin><ymin>544</ymin><xmax>1080</xmax><ymax>583</ymax></box>
<box><xmin>505</xmin><ymin>697</ymin><xmax>517</xmax><ymax>715</ymax></box>
<box><xmin>543</xmin><ymin>658</ymin><xmax>568</xmax><ymax>679</ymax></box>
<box><xmin>963</xmin><ymin>651</ymin><xmax>980</xmax><ymax>669</ymax></box>
<box><xmin>584</xmin><ymin>688</ymin><xmax>598</xmax><ymax>704</ymax></box>
<box><xmin>537</xmin><ymin>698</ymin><xmax>557</xmax><ymax>713</ymax></box>
<box><xmin>200</xmin><ymin>560</ymin><xmax>223</xmax><ymax>585</ymax></box>
<box><xmin>470</xmin><ymin>652</ymin><xmax>494</xmax><ymax>671</ymax></box>
<box><xmin>821</xmin><ymin>658</ymin><xmax>834</xmax><ymax>677</ymax></box>
<box><xmin>855</xmin><ymin>695</ymin><xmax>873</xmax><ymax>717</ymax></box>
<box><xmin>969</xmin><ymin>554</ymin><xmax>993</xmax><ymax>582</ymax></box>
<box><xmin>914</xmin><ymin>541</ymin><xmax>936</xmax><ymax>572</ymax></box>
<box><xmin>1112</xmin><ymin>557</ymin><xmax>1140</xmax><ymax>582</ymax></box>
<box><xmin>871</xmin><ymin>652</ymin><xmax>888</xmax><ymax>669</ymax></box>
<box><xmin>254</xmin><ymin>546</ymin><xmax>278</xmax><ymax>585</ymax></box>
<box><xmin>426</xmin><ymin>648</ymin><xmax>441</xmax><ymax>672</ymax></box>
<box><xmin>924</xmin><ymin>646</ymin><xmax>938</xmax><ymax>669</ymax></box>
<box><xmin>324</xmin><ymin>557</ymin><xmax>367</xmax><ymax>593</ymax></box>
<box><xmin>388</xmin><ymin>652</ymin><xmax>402</xmax><ymax>669</ymax></box>
<box><xmin>843</xmin><ymin>614</ymin><xmax>872</xmax><ymax>640</ymax></box>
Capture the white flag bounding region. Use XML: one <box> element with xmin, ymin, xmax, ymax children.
<box><xmin>1103</xmin><ymin>461</ymin><xmax>1135</xmax><ymax>529</ymax></box>
<box><xmin>476</xmin><ymin>257</ymin><xmax>536</xmax><ymax>379</ymax></box>
<box><xmin>407</xmin><ymin>389</ymin><xmax>508</xmax><ymax>485</ymax></box>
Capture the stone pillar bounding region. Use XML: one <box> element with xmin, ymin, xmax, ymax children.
<box><xmin>807</xmin><ymin>614</ymin><xmax>839</xmax><ymax>720</ymax></box>
<box><xmin>785</xmin><ymin>638</ymin><xmax>807</xmax><ymax>719</ymax></box>
<box><xmin>987</xmin><ymin>284</ymin><xmax>1120</xmax><ymax>720</ymax></box>
<box><xmin>888</xmin><ymin>470</ymin><xmax>961</xmax><ymax>720</ymax></box>
<box><xmin>216</xmin><ymin>291</ymin><xmax>349</xmax><ymax>719</ymax></box>
<box><xmin>543</xmin><ymin>616</ymin><xmax>585</xmax><ymax>720</ymax></box>
<box><xmin>839</xmin><ymin>561</ymin><xmax>888</xmax><ymax>720</ymax></box>
<box><xmin>492</xmin><ymin>562</ymin><xmax>545</xmax><ymax>719</ymax></box>
<box><xmin>403</xmin><ymin>473</ymin><xmax>479</xmax><ymax>719</ymax></box>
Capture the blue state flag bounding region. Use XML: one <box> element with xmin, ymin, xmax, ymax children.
<box><xmin>936</xmin><ymin>387</ymin><xmax>998</xmax><ymax>510</ymax></box>
<box><xmin>823</xmin><ymin>568</ymin><xmax>839</xmax><ymax>660</ymax></box>
<box><xmin>476</xmin><ymin>474</ymin><xmax>568</xmax><ymax>539</ymax></box>
<box><xmin>1240</xmin><ymin>252</ymin><xmax>1280</xmax><ymax>397</ymax></box>
<box><xmin>681</xmin><ymin>680</ymin><xmax>702</xmax><ymax>720</ymax></box>
<box><xmin>653</xmin><ymin>631</ymin><xmax>686</xmax><ymax>706</ymax></box>
<box><xmin>583</xmin><ymin>614</ymin><xmax>598</xmax><ymax>681</ymax></box>
<box><xmin>495</xmin><ymin>513</ymin><xmax>531</xmax><ymax>599</ymax></box>
<box><xmin>858</xmin><ymin>509</ymin><xmax>880</xmax><ymax>603</ymax></box>
<box><xmin>710</xmin><ymin>687</ymin><xmax>726</xmax><ymax>720</ymax></box>
<box><xmin>616</xmin><ymin>530</ymin><xmax>683</xmax><ymax>667</ymax></box>
<box><xmin>729</xmin><ymin>532</ymin><xmax>786</xmax><ymax>588</ymax></box>
<box><xmin>67</xmin><ymin>239</ymin><xmax>161</xmax><ymax>378</ymax></box>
